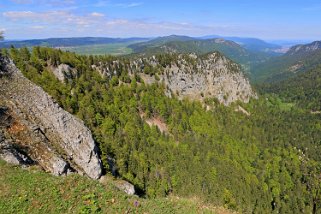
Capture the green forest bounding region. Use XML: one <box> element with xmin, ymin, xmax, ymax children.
<box><xmin>261</xmin><ymin>65</ymin><xmax>321</xmax><ymax>111</ymax></box>
<box><xmin>3</xmin><ymin>46</ymin><xmax>321</xmax><ymax>213</ymax></box>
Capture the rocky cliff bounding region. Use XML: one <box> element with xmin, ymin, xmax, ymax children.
<box><xmin>160</xmin><ymin>53</ymin><xmax>256</xmax><ymax>104</ymax></box>
<box><xmin>94</xmin><ymin>52</ymin><xmax>257</xmax><ymax>105</ymax></box>
<box><xmin>0</xmin><ymin>55</ymin><xmax>102</xmax><ymax>179</ymax></box>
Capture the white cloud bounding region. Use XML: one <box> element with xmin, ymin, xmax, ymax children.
<box><xmin>10</xmin><ymin>0</ymin><xmax>33</xmax><ymax>4</ymax></box>
<box><xmin>93</xmin><ymin>1</ymin><xmax>143</xmax><ymax>8</ymax></box>
<box><xmin>46</xmin><ymin>0</ymin><xmax>75</xmax><ymax>6</ymax></box>
<box><xmin>114</xmin><ymin>2</ymin><xmax>143</xmax><ymax>8</ymax></box>
<box><xmin>31</xmin><ymin>25</ymin><xmax>45</xmax><ymax>29</ymax></box>
<box><xmin>3</xmin><ymin>10</ymin><xmax>98</xmax><ymax>27</ymax></box>
<box><xmin>10</xmin><ymin>0</ymin><xmax>75</xmax><ymax>6</ymax></box>
<box><xmin>90</xmin><ymin>12</ymin><xmax>105</xmax><ymax>17</ymax></box>
<box><xmin>1</xmin><ymin>10</ymin><xmax>246</xmax><ymax>39</ymax></box>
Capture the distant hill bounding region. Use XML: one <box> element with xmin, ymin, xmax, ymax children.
<box><xmin>0</xmin><ymin>37</ymin><xmax>149</xmax><ymax>48</ymax></box>
<box><xmin>199</xmin><ymin>35</ymin><xmax>281</xmax><ymax>53</ymax></box>
<box><xmin>129</xmin><ymin>36</ymin><xmax>273</xmax><ymax>68</ymax></box>
<box><xmin>285</xmin><ymin>41</ymin><xmax>321</xmax><ymax>56</ymax></box>
<box><xmin>251</xmin><ymin>40</ymin><xmax>321</xmax><ymax>82</ymax></box>
<box><xmin>0</xmin><ymin>35</ymin><xmax>281</xmax><ymax>62</ymax></box>
<box><xmin>128</xmin><ymin>35</ymin><xmax>195</xmax><ymax>52</ymax></box>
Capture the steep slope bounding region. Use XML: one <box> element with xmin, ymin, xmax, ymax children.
<box><xmin>0</xmin><ymin>160</ymin><xmax>235</xmax><ymax>214</ymax></box>
<box><xmin>161</xmin><ymin>52</ymin><xmax>255</xmax><ymax>104</ymax></box>
<box><xmin>286</xmin><ymin>41</ymin><xmax>321</xmax><ymax>56</ymax></box>
<box><xmin>5</xmin><ymin>46</ymin><xmax>321</xmax><ymax>213</ymax></box>
<box><xmin>251</xmin><ymin>40</ymin><xmax>321</xmax><ymax>82</ymax></box>
<box><xmin>93</xmin><ymin>52</ymin><xmax>257</xmax><ymax>105</ymax></box>
<box><xmin>261</xmin><ymin>65</ymin><xmax>321</xmax><ymax>111</ymax></box>
<box><xmin>0</xmin><ymin>55</ymin><xmax>102</xmax><ymax>179</ymax></box>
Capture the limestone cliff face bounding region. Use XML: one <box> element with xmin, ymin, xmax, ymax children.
<box><xmin>93</xmin><ymin>52</ymin><xmax>256</xmax><ymax>105</ymax></box>
<box><xmin>0</xmin><ymin>56</ymin><xmax>102</xmax><ymax>179</ymax></box>
<box><xmin>160</xmin><ymin>53</ymin><xmax>256</xmax><ymax>105</ymax></box>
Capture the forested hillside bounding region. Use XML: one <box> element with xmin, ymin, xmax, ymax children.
<box><xmin>129</xmin><ymin>37</ymin><xmax>272</xmax><ymax>68</ymax></box>
<box><xmin>261</xmin><ymin>65</ymin><xmax>321</xmax><ymax>111</ymax></box>
<box><xmin>2</xmin><ymin>46</ymin><xmax>321</xmax><ymax>213</ymax></box>
<box><xmin>251</xmin><ymin>41</ymin><xmax>321</xmax><ymax>82</ymax></box>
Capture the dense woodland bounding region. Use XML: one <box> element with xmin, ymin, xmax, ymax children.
<box><xmin>3</xmin><ymin>46</ymin><xmax>321</xmax><ymax>213</ymax></box>
<box><xmin>261</xmin><ymin>65</ymin><xmax>321</xmax><ymax>111</ymax></box>
<box><xmin>251</xmin><ymin>47</ymin><xmax>321</xmax><ymax>83</ymax></box>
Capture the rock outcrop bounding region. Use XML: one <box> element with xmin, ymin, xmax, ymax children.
<box><xmin>114</xmin><ymin>180</ymin><xmax>136</xmax><ymax>195</ymax></box>
<box><xmin>0</xmin><ymin>55</ymin><xmax>102</xmax><ymax>179</ymax></box>
<box><xmin>50</xmin><ymin>64</ymin><xmax>77</xmax><ymax>83</ymax></box>
<box><xmin>160</xmin><ymin>53</ymin><xmax>256</xmax><ymax>104</ymax></box>
<box><xmin>92</xmin><ymin>52</ymin><xmax>256</xmax><ymax>105</ymax></box>
<box><xmin>0</xmin><ymin>130</ymin><xmax>34</xmax><ymax>167</ymax></box>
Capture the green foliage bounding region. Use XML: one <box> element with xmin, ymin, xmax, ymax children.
<box><xmin>0</xmin><ymin>160</ymin><xmax>218</xmax><ymax>214</ymax></box>
<box><xmin>251</xmin><ymin>47</ymin><xmax>321</xmax><ymax>83</ymax></box>
<box><xmin>80</xmin><ymin>193</ymin><xmax>101</xmax><ymax>213</ymax></box>
<box><xmin>60</xmin><ymin>43</ymin><xmax>134</xmax><ymax>56</ymax></box>
<box><xmin>129</xmin><ymin>37</ymin><xmax>272</xmax><ymax>66</ymax></box>
<box><xmin>7</xmin><ymin>46</ymin><xmax>321</xmax><ymax>213</ymax></box>
<box><xmin>261</xmin><ymin>65</ymin><xmax>321</xmax><ymax>111</ymax></box>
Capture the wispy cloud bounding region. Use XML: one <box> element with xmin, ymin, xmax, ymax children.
<box><xmin>31</xmin><ymin>25</ymin><xmax>45</xmax><ymax>29</ymax></box>
<box><xmin>10</xmin><ymin>0</ymin><xmax>75</xmax><ymax>7</ymax></box>
<box><xmin>3</xmin><ymin>10</ymin><xmax>101</xmax><ymax>28</ymax></box>
<box><xmin>114</xmin><ymin>2</ymin><xmax>143</xmax><ymax>8</ymax></box>
<box><xmin>2</xmin><ymin>10</ymin><xmax>227</xmax><ymax>35</ymax></box>
<box><xmin>10</xmin><ymin>0</ymin><xmax>33</xmax><ymax>4</ymax></box>
<box><xmin>93</xmin><ymin>1</ymin><xmax>143</xmax><ymax>8</ymax></box>
<box><xmin>2</xmin><ymin>9</ymin><xmax>250</xmax><ymax>39</ymax></box>
<box><xmin>90</xmin><ymin>12</ymin><xmax>105</xmax><ymax>17</ymax></box>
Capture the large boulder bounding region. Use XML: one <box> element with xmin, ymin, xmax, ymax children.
<box><xmin>114</xmin><ymin>180</ymin><xmax>136</xmax><ymax>195</ymax></box>
<box><xmin>0</xmin><ymin>55</ymin><xmax>102</xmax><ymax>179</ymax></box>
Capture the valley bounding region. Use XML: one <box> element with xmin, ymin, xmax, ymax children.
<box><xmin>1</xmin><ymin>40</ymin><xmax>321</xmax><ymax>213</ymax></box>
<box><xmin>1</xmin><ymin>1</ymin><xmax>321</xmax><ymax>212</ymax></box>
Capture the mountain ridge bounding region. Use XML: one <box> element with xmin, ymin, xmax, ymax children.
<box><xmin>250</xmin><ymin>40</ymin><xmax>321</xmax><ymax>82</ymax></box>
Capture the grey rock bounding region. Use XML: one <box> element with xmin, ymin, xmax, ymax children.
<box><xmin>160</xmin><ymin>53</ymin><xmax>257</xmax><ymax>105</ymax></box>
<box><xmin>0</xmin><ymin>56</ymin><xmax>102</xmax><ymax>179</ymax></box>
<box><xmin>92</xmin><ymin>52</ymin><xmax>256</xmax><ymax>105</ymax></box>
<box><xmin>52</xmin><ymin>157</ymin><xmax>69</xmax><ymax>176</ymax></box>
<box><xmin>50</xmin><ymin>64</ymin><xmax>77</xmax><ymax>83</ymax></box>
<box><xmin>115</xmin><ymin>180</ymin><xmax>135</xmax><ymax>195</ymax></box>
<box><xmin>0</xmin><ymin>138</ymin><xmax>33</xmax><ymax>166</ymax></box>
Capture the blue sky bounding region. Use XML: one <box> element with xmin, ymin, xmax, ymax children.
<box><xmin>1</xmin><ymin>0</ymin><xmax>321</xmax><ymax>40</ymax></box>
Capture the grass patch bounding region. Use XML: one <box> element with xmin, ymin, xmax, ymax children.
<box><xmin>60</xmin><ymin>43</ymin><xmax>134</xmax><ymax>56</ymax></box>
<box><xmin>0</xmin><ymin>160</ymin><xmax>223</xmax><ymax>214</ymax></box>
